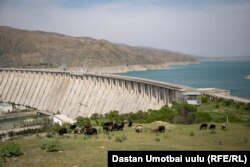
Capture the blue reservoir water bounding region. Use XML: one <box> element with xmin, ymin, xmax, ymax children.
<box><xmin>120</xmin><ymin>60</ymin><xmax>250</xmax><ymax>99</ymax></box>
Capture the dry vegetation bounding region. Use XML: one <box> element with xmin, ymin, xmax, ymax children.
<box><xmin>0</xmin><ymin>26</ymin><xmax>196</xmax><ymax>72</ymax></box>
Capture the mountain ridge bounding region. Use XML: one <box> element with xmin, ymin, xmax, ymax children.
<box><xmin>0</xmin><ymin>26</ymin><xmax>196</xmax><ymax>73</ymax></box>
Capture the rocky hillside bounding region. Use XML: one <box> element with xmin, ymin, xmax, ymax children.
<box><xmin>0</xmin><ymin>26</ymin><xmax>196</xmax><ymax>73</ymax></box>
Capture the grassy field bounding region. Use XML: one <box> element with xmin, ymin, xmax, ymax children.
<box><xmin>1</xmin><ymin>122</ymin><xmax>250</xmax><ymax>167</ymax></box>
<box><xmin>196</xmin><ymin>99</ymin><xmax>250</xmax><ymax>123</ymax></box>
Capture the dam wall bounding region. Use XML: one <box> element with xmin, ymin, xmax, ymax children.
<box><xmin>0</xmin><ymin>68</ymin><xmax>188</xmax><ymax>119</ymax></box>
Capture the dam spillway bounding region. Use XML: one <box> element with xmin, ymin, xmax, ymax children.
<box><xmin>0</xmin><ymin>68</ymin><xmax>188</xmax><ymax>119</ymax></box>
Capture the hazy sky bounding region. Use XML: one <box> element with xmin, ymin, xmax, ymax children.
<box><xmin>0</xmin><ymin>0</ymin><xmax>250</xmax><ymax>57</ymax></box>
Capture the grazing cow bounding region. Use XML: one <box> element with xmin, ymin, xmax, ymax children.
<box><xmin>209</xmin><ymin>124</ymin><xmax>216</xmax><ymax>130</ymax></box>
<box><xmin>128</xmin><ymin>121</ymin><xmax>133</xmax><ymax>127</ymax></box>
<box><xmin>103</xmin><ymin>126</ymin><xmax>112</xmax><ymax>132</ymax></box>
<box><xmin>80</xmin><ymin>124</ymin><xmax>92</xmax><ymax>133</ymax></box>
<box><xmin>84</xmin><ymin>127</ymin><xmax>98</xmax><ymax>135</ymax></box>
<box><xmin>221</xmin><ymin>124</ymin><xmax>227</xmax><ymax>130</ymax></box>
<box><xmin>200</xmin><ymin>123</ymin><xmax>208</xmax><ymax>130</ymax></box>
<box><xmin>111</xmin><ymin>122</ymin><xmax>124</xmax><ymax>131</ymax></box>
<box><xmin>70</xmin><ymin>124</ymin><xmax>76</xmax><ymax>130</ymax></box>
<box><xmin>158</xmin><ymin>126</ymin><xmax>165</xmax><ymax>133</ymax></box>
<box><xmin>151</xmin><ymin>127</ymin><xmax>159</xmax><ymax>133</ymax></box>
<box><xmin>135</xmin><ymin>125</ymin><xmax>143</xmax><ymax>133</ymax></box>
<box><xmin>151</xmin><ymin>126</ymin><xmax>166</xmax><ymax>133</ymax></box>
<box><xmin>103</xmin><ymin>121</ymin><xmax>113</xmax><ymax>127</ymax></box>
<box><xmin>74</xmin><ymin>127</ymin><xmax>81</xmax><ymax>134</ymax></box>
<box><xmin>58</xmin><ymin>128</ymin><xmax>67</xmax><ymax>136</ymax></box>
<box><xmin>103</xmin><ymin>122</ymin><xmax>113</xmax><ymax>132</ymax></box>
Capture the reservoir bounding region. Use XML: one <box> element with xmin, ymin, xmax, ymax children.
<box><xmin>120</xmin><ymin>60</ymin><xmax>250</xmax><ymax>99</ymax></box>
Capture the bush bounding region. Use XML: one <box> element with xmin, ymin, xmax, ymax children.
<box><xmin>40</xmin><ymin>140</ymin><xmax>62</xmax><ymax>152</ymax></box>
<box><xmin>224</xmin><ymin>99</ymin><xmax>233</xmax><ymax>106</ymax></box>
<box><xmin>201</xmin><ymin>96</ymin><xmax>208</xmax><ymax>103</ymax></box>
<box><xmin>244</xmin><ymin>103</ymin><xmax>250</xmax><ymax>110</ymax></box>
<box><xmin>190</xmin><ymin>131</ymin><xmax>195</xmax><ymax>136</ymax></box>
<box><xmin>76</xmin><ymin>116</ymin><xmax>91</xmax><ymax>127</ymax></box>
<box><xmin>105</xmin><ymin>111</ymin><xmax>121</xmax><ymax>121</ymax></box>
<box><xmin>173</xmin><ymin>103</ymin><xmax>196</xmax><ymax>124</ymax></box>
<box><xmin>91</xmin><ymin>113</ymin><xmax>100</xmax><ymax>120</ymax></box>
<box><xmin>194</xmin><ymin>112</ymin><xmax>212</xmax><ymax>123</ymax></box>
<box><xmin>46</xmin><ymin>132</ymin><xmax>54</xmax><ymax>138</ymax></box>
<box><xmin>215</xmin><ymin>103</ymin><xmax>220</xmax><ymax>109</ymax></box>
<box><xmin>155</xmin><ymin>137</ymin><xmax>160</xmax><ymax>142</ymax></box>
<box><xmin>0</xmin><ymin>143</ymin><xmax>22</xmax><ymax>158</ymax></box>
<box><xmin>114</xmin><ymin>135</ymin><xmax>127</xmax><ymax>142</ymax></box>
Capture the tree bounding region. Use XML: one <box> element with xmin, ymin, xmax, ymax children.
<box><xmin>90</xmin><ymin>113</ymin><xmax>100</xmax><ymax>120</ymax></box>
<box><xmin>105</xmin><ymin>110</ymin><xmax>120</xmax><ymax>121</ymax></box>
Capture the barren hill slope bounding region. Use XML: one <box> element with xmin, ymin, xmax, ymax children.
<box><xmin>0</xmin><ymin>26</ymin><xmax>196</xmax><ymax>73</ymax></box>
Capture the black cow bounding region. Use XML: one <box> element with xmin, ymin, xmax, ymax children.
<box><xmin>151</xmin><ymin>126</ymin><xmax>165</xmax><ymax>133</ymax></box>
<box><xmin>84</xmin><ymin>127</ymin><xmax>98</xmax><ymax>135</ymax></box>
<box><xmin>158</xmin><ymin>126</ymin><xmax>165</xmax><ymax>133</ymax></box>
<box><xmin>58</xmin><ymin>128</ymin><xmax>67</xmax><ymax>135</ymax></box>
<box><xmin>111</xmin><ymin>122</ymin><xmax>124</xmax><ymax>131</ymax></box>
<box><xmin>80</xmin><ymin>124</ymin><xmax>92</xmax><ymax>133</ymax></box>
<box><xmin>103</xmin><ymin>121</ymin><xmax>113</xmax><ymax>127</ymax></box>
<box><xmin>70</xmin><ymin>124</ymin><xmax>76</xmax><ymax>130</ymax></box>
<box><xmin>103</xmin><ymin>122</ymin><xmax>113</xmax><ymax>132</ymax></box>
<box><xmin>209</xmin><ymin>124</ymin><xmax>216</xmax><ymax>130</ymax></box>
<box><xmin>103</xmin><ymin>126</ymin><xmax>112</xmax><ymax>132</ymax></box>
<box><xmin>200</xmin><ymin>123</ymin><xmax>208</xmax><ymax>130</ymax></box>
<box><xmin>128</xmin><ymin>121</ymin><xmax>133</xmax><ymax>127</ymax></box>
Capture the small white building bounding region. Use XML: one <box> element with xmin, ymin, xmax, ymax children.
<box><xmin>183</xmin><ymin>92</ymin><xmax>201</xmax><ymax>105</ymax></box>
<box><xmin>53</xmin><ymin>114</ymin><xmax>76</xmax><ymax>126</ymax></box>
<box><xmin>0</xmin><ymin>103</ymin><xmax>13</xmax><ymax>113</ymax></box>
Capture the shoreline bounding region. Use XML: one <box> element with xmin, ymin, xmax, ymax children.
<box><xmin>67</xmin><ymin>61</ymin><xmax>198</xmax><ymax>74</ymax></box>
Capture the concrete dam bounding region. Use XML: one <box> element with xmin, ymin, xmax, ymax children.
<box><xmin>0</xmin><ymin>68</ymin><xmax>191</xmax><ymax>119</ymax></box>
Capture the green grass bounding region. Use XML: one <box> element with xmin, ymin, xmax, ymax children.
<box><xmin>0</xmin><ymin>123</ymin><xmax>250</xmax><ymax>167</ymax></box>
<box><xmin>196</xmin><ymin>100</ymin><xmax>250</xmax><ymax>124</ymax></box>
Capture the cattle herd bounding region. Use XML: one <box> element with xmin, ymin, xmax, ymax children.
<box><xmin>57</xmin><ymin>120</ymin><xmax>167</xmax><ymax>136</ymax></box>
<box><xmin>58</xmin><ymin>121</ymin><xmax>228</xmax><ymax>137</ymax></box>
<box><xmin>199</xmin><ymin>123</ymin><xmax>227</xmax><ymax>130</ymax></box>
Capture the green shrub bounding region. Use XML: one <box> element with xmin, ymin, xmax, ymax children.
<box><xmin>244</xmin><ymin>103</ymin><xmax>250</xmax><ymax>110</ymax></box>
<box><xmin>155</xmin><ymin>137</ymin><xmax>160</xmax><ymax>142</ymax></box>
<box><xmin>40</xmin><ymin>140</ymin><xmax>62</xmax><ymax>152</ymax></box>
<box><xmin>114</xmin><ymin>135</ymin><xmax>127</xmax><ymax>142</ymax></box>
<box><xmin>210</xmin><ymin>130</ymin><xmax>216</xmax><ymax>134</ymax></box>
<box><xmin>194</xmin><ymin>112</ymin><xmax>212</xmax><ymax>123</ymax></box>
<box><xmin>215</xmin><ymin>103</ymin><xmax>220</xmax><ymax>109</ymax></box>
<box><xmin>173</xmin><ymin>103</ymin><xmax>196</xmax><ymax>124</ymax></box>
<box><xmin>115</xmin><ymin>136</ymin><xmax>124</xmax><ymax>142</ymax></box>
<box><xmin>0</xmin><ymin>143</ymin><xmax>22</xmax><ymax>158</ymax></box>
<box><xmin>235</xmin><ymin>103</ymin><xmax>241</xmax><ymax>109</ymax></box>
<box><xmin>201</xmin><ymin>96</ymin><xmax>208</xmax><ymax>103</ymax></box>
<box><xmin>224</xmin><ymin>99</ymin><xmax>233</xmax><ymax>106</ymax></box>
<box><xmin>105</xmin><ymin>111</ymin><xmax>121</xmax><ymax>121</ymax></box>
<box><xmin>46</xmin><ymin>132</ymin><xmax>54</xmax><ymax>138</ymax></box>
<box><xmin>190</xmin><ymin>131</ymin><xmax>195</xmax><ymax>137</ymax></box>
<box><xmin>121</xmin><ymin>135</ymin><xmax>127</xmax><ymax>141</ymax></box>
